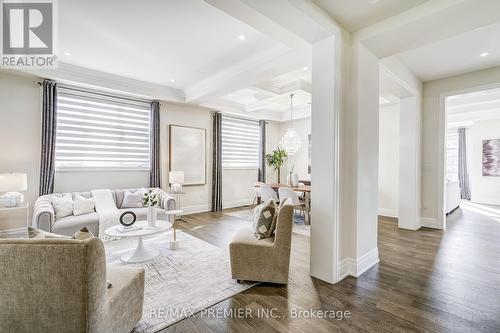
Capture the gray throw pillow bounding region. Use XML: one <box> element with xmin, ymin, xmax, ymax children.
<box><xmin>253</xmin><ymin>199</ymin><xmax>278</xmax><ymax>239</ymax></box>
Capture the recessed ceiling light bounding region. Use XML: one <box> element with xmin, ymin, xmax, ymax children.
<box><xmin>229</xmin><ymin>94</ymin><xmax>233</xmax><ymax>97</ymax></box>
<box><xmin>303</xmin><ymin>66</ymin><xmax>308</xmax><ymax>70</ymax></box>
<box><xmin>238</xmin><ymin>34</ymin><xmax>246</xmax><ymax>41</ymax></box>
<box><xmin>481</xmin><ymin>52</ymin><xmax>489</xmax><ymax>57</ymax></box>
<box><xmin>369</xmin><ymin>0</ymin><xmax>379</xmax><ymax>4</ymax></box>
<box><xmin>63</xmin><ymin>51</ymin><xmax>72</xmax><ymax>56</ymax></box>
<box><xmin>170</xmin><ymin>79</ymin><xmax>175</xmax><ymax>83</ymax></box>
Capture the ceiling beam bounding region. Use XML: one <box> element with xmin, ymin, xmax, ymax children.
<box><xmin>184</xmin><ymin>46</ymin><xmax>310</xmax><ymax>104</ymax></box>
<box><xmin>355</xmin><ymin>0</ymin><xmax>500</xmax><ymax>59</ymax></box>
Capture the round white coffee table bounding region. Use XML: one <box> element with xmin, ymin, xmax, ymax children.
<box><xmin>105</xmin><ymin>220</ymin><xmax>171</xmax><ymax>263</ymax></box>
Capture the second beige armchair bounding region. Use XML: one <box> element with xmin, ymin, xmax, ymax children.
<box><xmin>229</xmin><ymin>204</ymin><xmax>294</xmax><ymax>284</ymax></box>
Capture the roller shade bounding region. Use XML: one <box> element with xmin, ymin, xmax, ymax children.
<box><xmin>55</xmin><ymin>85</ymin><xmax>151</xmax><ymax>169</ymax></box>
<box><xmin>222</xmin><ymin>115</ymin><xmax>259</xmax><ymax>168</ymax></box>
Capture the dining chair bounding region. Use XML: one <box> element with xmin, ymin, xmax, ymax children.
<box><xmin>250</xmin><ymin>182</ymin><xmax>265</xmax><ymax>211</ymax></box>
<box><xmin>278</xmin><ymin>187</ymin><xmax>307</xmax><ymax>217</ymax></box>
<box><xmin>260</xmin><ymin>184</ymin><xmax>279</xmax><ymax>203</ymax></box>
<box><xmin>295</xmin><ymin>182</ymin><xmax>306</xmax><ymax>198</ymax></box>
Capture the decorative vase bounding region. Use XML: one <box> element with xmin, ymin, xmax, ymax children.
<box><xmin>147</xmin><ymin>205</ymin><xmax>157</xmax><ymax>227</ymax></box>
<box><xmin>292</xmin><ymin>173</ymin><xmax>299</xmax><ymax>186</ymax></box>
<box><xmin>287</xmin><ymin>172</ymin><xmax>293</xmax><ymax>185</ymax></box>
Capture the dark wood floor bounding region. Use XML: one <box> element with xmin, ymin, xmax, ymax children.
<box><xmin>161</xmin><ymin>204</ymin><xmax>500</xmax><ymax>333</ymax></box>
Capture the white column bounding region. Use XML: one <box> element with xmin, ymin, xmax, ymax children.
<box><xmin>310</xmin><ymin>35</ymin><xmax>339</xmax><ymax>283</ymax></box>
<box><xmin>352</xmin><ymin>43</ymin><xmax>380</xmax><ymax>275</ymax></box>
<box><xmin>398</xmin><ymin>96</ymin><xmax>422</xmax><ymax>230</ymax></box>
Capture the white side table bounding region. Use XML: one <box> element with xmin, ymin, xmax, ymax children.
<box><xmin>105</xmin><ymin>220</ymin><xmax>171</xmax><ymax>263</ymax></box>
<box><xmin>0</xmin><ymin>202</ymin><xmax>29</xmax><ymax>231</ymax></box>
<box><xmin>165</xmin><ymin>210</ymin><xmax>183</xmax><ymax>249</ymax></box>
<box><xmin>167</xmin><ymin>191</ymin><xmax>189</xmax><ymax>222</ymax></box>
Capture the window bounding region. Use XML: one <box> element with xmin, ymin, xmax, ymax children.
<box><xmin>446</xmin><ymin>128</ymin><xmax>459</xmax><ymax>181</ymax></box>
<box><xmin>222</xmin><ymin>116</ymin><xmax>260</xmax><ymax>169</ymax></box>
<box><xmin>55</xmin><ymin>86</ymin><xmax>151</xmax><ymax>170</ymax></box>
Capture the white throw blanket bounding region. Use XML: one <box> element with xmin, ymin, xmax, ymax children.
<box><xmin>91</xmin><ymin>189</ymin><xmax>120</xmax><ymax>239</ymax></box>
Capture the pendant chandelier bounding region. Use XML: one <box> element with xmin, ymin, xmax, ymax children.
<box><xmin>280</xmin><ymin>93</ymin><xmax>302</xmax><ymax>155</ymax></box>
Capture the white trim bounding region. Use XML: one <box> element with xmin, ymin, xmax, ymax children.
<box><xmin>222</xmin><ymin>198</ymin><xmax>253</xmax><ymax>209</ymax></box>
<box><xmin>20</xmin><ymin>62</ymin><xmax>184</xmax><ymax>102</ymax></box>
<box><xmin>332</xmin><ymin>30</ymin><xmax>341</xmax><ymax>283</ymax></box>
<box><xmin>338</xmin><ymin>258</ymin><xmax>356</xmax><ymax>281</ymax></box>
<box><xmin>437</xmin><ymin>82</ymin><xmax>500</xmax><ymax>231</ymax></box>
<box><xmin>180</xmin><ymin>204</ymin><xmax>210</xmax><ymax>215</ymax></box>
<box><xmin>378</xmin><ymin>208</ymin><xmax>399</xmax><ymax>218</ymax></box>
<box><xmin>338</xmin><ymin>248</ymin><xmax>380</xmax><ymax>280</ymax></box>
<box><xmin>420</xmin><ymin>217</ymin><xmax>439</xmax><ymax>228</ymax></box>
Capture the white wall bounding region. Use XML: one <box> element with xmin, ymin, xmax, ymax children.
<box><xmin>280</xmin><ymin>117</ymin><xmax>311</xmax><ymax>182</ymax></box>
<box><xmin>422</xmin><ymin>65</ymin><xmax>500</xmax><ymax>223</ymax></box>
<box><xmin>0</xmin><ymin>73</ymin><xmax>41</xmax><ymax>216</ymax></box>
<box><xmin>160</xmin><ymin>102</ymin><xmax>213</xmax><ymax>214</ymax></box>
<box><xmin>378</xmin><ymin>104</ymin><xmax>400</xmax><ymax>217</ymax></box>
<box><xmin>470</xmin><ymin>119</ymin><xmax>500</xmax><ymax>205</ymax></box>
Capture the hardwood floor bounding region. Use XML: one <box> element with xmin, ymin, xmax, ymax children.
<box><xmin>161</xmin><ymin>205</ymin><xmax>500</xmax><ymax>333</ymax></box>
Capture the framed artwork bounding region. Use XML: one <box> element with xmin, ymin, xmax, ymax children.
<box><xmin>483</xmin><ymin>139</ymin><xmax>500</xmax><ymax>177</ymax></box>
<box><xmin>169</xmin><ymin>125</ymin><xmax>206</xmax><ymax>185</ymax></box>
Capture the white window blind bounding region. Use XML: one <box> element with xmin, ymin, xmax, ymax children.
<box><xmin>446</xmin><ymin>128</ymin><xmax>459</xmax><ymax>181</ymax></box>
<box><xmin>222</xmin><ymin>116</ymin><xmax>260</xmax><ymax>169</ymax></box>
<box><xmin>55</xmin><ymin>86</ymin><xmax>151</xmax><ymax>170</ymax></box>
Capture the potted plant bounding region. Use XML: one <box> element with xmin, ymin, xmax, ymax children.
<box><xmin>143</xmin><ymin>189</ymin><xmax>158</xmax><ymax>227</ymax></box>
<box><xmin>266</xmin><ymin>147</ymin><xmax>288</xmax><ymax>183</ymax></box>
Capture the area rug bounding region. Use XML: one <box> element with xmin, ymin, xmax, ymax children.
<box><xmin>225</xmin><ymin>209</ymin><xmax>310</xmax><ymax>237</ymax></box>
<box><xmin>104</xmin><ymin>230</ymin><xmax>257</xmax><ymax>332</ymax></box>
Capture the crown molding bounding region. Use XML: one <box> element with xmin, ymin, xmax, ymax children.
<box><xmin>17</xmin><ymin>62</ymin><xmax>185</xmax><ymax>102</ymax></box>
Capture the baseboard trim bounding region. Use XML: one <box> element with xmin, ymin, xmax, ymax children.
<box><xmin>222</xmin><ymin>198</ymin><xmax>252</xmax><ymax>209</ymax></box>
<box><xmin>181</xmin><ymin>204</ymin><xmax>210</xmax><ymax>215</ymax></box>
<box><xmin>420</xmin><ymin>217</ymin><xmax>439</xmax><ymax>229</ymax></box>
<box><xmin>378</xmin><ymin>208</ymin><xmax>399</xmax><ymax>218</ymax></box>
<box><xmin>338</xmin><ymin>248</ymin><xmax>380</xmax><ymax>281</ymax></box>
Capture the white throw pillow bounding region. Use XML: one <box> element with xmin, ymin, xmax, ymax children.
<box><xmin>121</xmin><ymin>190</ymin><xmax>143</xmax><ymax>208</ymax></box>
<box><xmin>73</xmin><ymin>195</ymin><xmax>95</xmax><ymax>216</ymax></box>
<box><xmin>51</xmin><ymin>194</ymin><xmax>74</xmax><ymax>220</ymax></box>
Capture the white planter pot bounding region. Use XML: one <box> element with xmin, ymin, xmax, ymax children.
<box><xmin>147</xmin><ymin>206</ymin><xmax>157</xmax><ymax>227</ymax></box>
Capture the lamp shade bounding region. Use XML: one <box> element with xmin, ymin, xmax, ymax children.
<box><xmin>169</xmin><ymin>171</ymin><xmax>185</xmax><ymax>185</ymax></box>
<box><xmin>0</xmin><ymin>173</ymin><xmax>27</xmax><ymax>192</ymax></box>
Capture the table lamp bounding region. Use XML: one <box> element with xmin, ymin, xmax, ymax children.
<box><xmin>0</xmin><ymin>173</ymin><xmax>27</xmax><ymax>207</ymax></box>
<box><xmin>169</xmin><ymin>171</ymin><xmax>184</xmax><ymax>193</ymax></box>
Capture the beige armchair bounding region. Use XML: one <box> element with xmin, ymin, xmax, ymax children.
<box><xmin>229</xmin><ymin>204</ymin><xmax>293</xmax><ymax>284</ymax></box>
<box><xmin>0</xmin><ymin>237</ymin><xmax>144</xmax><ymax>333</ymax></box>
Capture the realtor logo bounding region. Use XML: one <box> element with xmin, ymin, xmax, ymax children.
<box><xmin>1</xmin><ymin>0</ymin><xmax>57</xmax><ymax>68</ymax></box>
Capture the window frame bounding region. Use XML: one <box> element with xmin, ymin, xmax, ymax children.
<box><xmin>54</xmin><ymin>85</ymin><xmax>152</xmax><ymax>172</ymax></box>
<box><xmin>221</xmin><ymin>115</ymin><xmax>260</xmax><ymax>170</ymax></box>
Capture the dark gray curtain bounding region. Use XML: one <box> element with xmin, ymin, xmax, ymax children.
<box><xmin>39</xmin><ymin>80</ymin><xmax>57</xmax><ymax>196</ymax></box>
<box><xmin>212</xmin><ymin>112</ymin><xmax>223</xmax><ymax>211</ymax></box>
<box><xmin>458</xmin><ymin>128</ymin><xmax>471</xmax><ymax>200</ymax></box>
<box><xmin>149</xmin><ymin>101</ymin><xmax>161</xmax><ymax>188</ymax></box>
<box><xmin>258</xmin><ymin>120</ymin><xmax>266</xmax><ymax>182</ymax></box>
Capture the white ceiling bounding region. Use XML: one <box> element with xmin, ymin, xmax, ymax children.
<box><xmin>203</xmin><ymin>66</ymin><xmax>312</xmax><ymax>122</ymax></box>
<box><xmin>447</xmin><ymin>87</ymin><xmax>500</xmax><ymax>125</ymax></box>
<box><xmin>58</xmin><ymin>0</ymin><xmax>279</xmax><ymax>89</ymax></box>
<box><xmin>312</xmin><ymin>0</ymin><xmax>428</xmax><ymax>32</ymax></box>
<box><xmin>397</xmin><ymin>22</ymin><xmax>500</xmax><ymax>81</ymax></box>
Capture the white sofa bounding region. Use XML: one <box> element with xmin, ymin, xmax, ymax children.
<box><xmin>446</xmin><ymin>181</ymin><xmax>461</xmax><ymax>214</ymax></box>
<box><xmin>32</xmin><ymin>188</ymin><xmax>176</xmax><ymax>236</ymax></box>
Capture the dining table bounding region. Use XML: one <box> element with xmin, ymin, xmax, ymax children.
<box><xmin>256</xmin><ymin>183</ymin><xmax>311</xmax><ymax>225</ymax></box>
